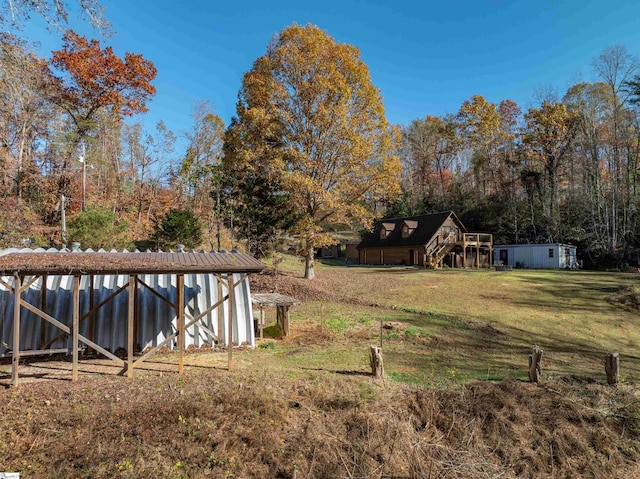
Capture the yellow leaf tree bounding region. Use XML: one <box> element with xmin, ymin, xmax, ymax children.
<box><xmin>227</xmin><ymin>24</ymin><xmax>401</xmax><ymax>279</ymax></box>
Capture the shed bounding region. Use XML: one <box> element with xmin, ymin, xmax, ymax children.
<box><xmin>0</xmin><ymin>247</ymin><xmax>264</xmax><ymax>385</ymax></box>
<box><xmin>494</xmin><ymin>243</ymin><xmax>578</xmax><ymax>269</ymax></box>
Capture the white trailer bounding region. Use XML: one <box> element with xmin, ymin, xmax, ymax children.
<box><xmin>494</xmin><ymin>243</ymin><xmax>577</xmax><ymax>269</ymax></box>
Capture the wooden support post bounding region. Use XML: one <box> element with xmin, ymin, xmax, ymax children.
<box><xmin>285</xmin><ymin>307</ymin><xmax>290</xmax><ymax>336</ymax></box>
<box><xmin>528</xmin><ymin>345</ymin><xmax>543</xmax><ymax>383</ymax></box>
<box><xmin>217</xmin><ymin>278</ymin><xmax>223</xmax><ymax>346</ymax></box>
<box><xmin>177</xmin><ymin>274</ymin><xmax>185</xmax><ymax>374</ymax></box>
<box><xmin>276</xmin><ymin>305</ymin><xmax>289</xmax><ymax>336</ymax></box>
<box><xmin>605</xmin><ymin>352</ymin><xmax>619</xmax><ymax>386</ymax></box>
<box><xmin>463</xmin><ymin>243</ymin><xmax>467</xmax><ymax>268</ymax></box>
<box><xmin>40</xmin><ymin>274</ymin><xmax>47</xmax><ymax>348</ymax></box>
<box><xmin>10</xmin><ymin>275</ymin><xmax>22</xmax><ymax>387</ymax></box>
<box><xmin>72</xmin><ymin>275</ymin><xmax>80</xmax><ymax>381</ymax></box>
<box><xmin>89</xmin><ymin>275</ymin><xmax>95</xmax><ymax>347</ymax></box>
<box><xmin>476</xmin><ymin>245</ymin><xmax>480</xmax><ymax>269</ymax></box>
<box><xmin>134</xmin><ymin>273</ymin><xmax>139</xmax><ymax>352</ymax></box>
<box><xmin>369</xmin><ymin>345</ymin><xmax>384</xmax><ymax>378</ymax></box>
<box><xmin>227</xmin><ymin>273</ymin><xmax>234</xmax><ymax>371</ymax></box>
<box><xmin>260</xmin><ymin>306</ymin><xmax>265</xmax><ymax>339</ymax></box>
<box><xmin>127</xmin><ymin>275</ymin><xmax>135</xmax><ymax>378</ymax></box>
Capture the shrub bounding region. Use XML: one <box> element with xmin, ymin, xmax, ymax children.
<box><xmin>152</xmin><ymin>209</ymin><xmax>203</xmax><ymax>250</ymax></box>
<box><xmin>68</xmin><ymin>205</ymin><xmax>131</xmax><ymax>250</ymax></box>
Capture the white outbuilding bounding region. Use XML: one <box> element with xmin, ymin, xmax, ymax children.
<box><xmin>494</xmin><ymin>243</ymin><xmax>578</xmax><ymax>269</ymax></box>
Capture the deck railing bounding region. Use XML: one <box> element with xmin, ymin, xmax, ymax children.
<box><xmin>463</xmin><ymin>233</ymin><xmax>493</xmax><ymax>244</ymax></box>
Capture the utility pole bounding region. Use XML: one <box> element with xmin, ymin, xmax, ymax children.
<box><xmin>79</xmin><ymin>141</ymin><xmax>86</xmax><ymax>212</ymax></box>
<box><xmin>61</xmin><ymin>194</ymin><xmax>67</xmax><ymax>248</ymax></box>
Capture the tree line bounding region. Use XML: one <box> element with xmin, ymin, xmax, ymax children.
<box><xmin>397</xmin><ymin>45</ymin><xmax>640</xmax><ymax>268</ymax></box>
<box><xmin>2</xmin><ymin>12</ymin><xmax>640</xmax><ymax>273</ymax></box>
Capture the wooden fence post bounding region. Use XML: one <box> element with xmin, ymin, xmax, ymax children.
<box><xmin>369</xmin><ymin>345</ymin><xmax>384</xmax><ymax>378</ymax></box>
<box><xmin>528</xmin><ymin>345</ymin><xmax>543</xmax><ymax>383</ymax></box>
<box><xmin>605</xmin><ymin>352</ymin><xmax>619</xmax><ymax>386</ymax></box>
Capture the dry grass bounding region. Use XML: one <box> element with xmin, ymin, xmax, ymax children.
<box><xmin>3</xmin><ymin>260</ymin><xmax>640</xmax><ymax>477</ymax></box>
<box><xmin>2</xmin><ymin>368</ymin><xmax>640</xmax><ymax>478</ymax></box>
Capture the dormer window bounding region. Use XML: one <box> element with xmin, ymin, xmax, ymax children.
<box><xmin>379</xmin><ymin>223</ymin><xmax>395</xmax><ymax>239</ymax></box>
<box><xmin>401</xmin><ymin>220</ymin><xmax>417</xmax><ymax>238</ymax></box>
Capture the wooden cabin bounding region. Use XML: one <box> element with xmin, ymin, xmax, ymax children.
<box><xmin>357</xmin><ymin>211</ymin><xmax>493</xmax><ymax>268</ymax></box>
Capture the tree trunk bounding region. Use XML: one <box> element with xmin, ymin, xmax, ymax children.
<box><xmin>304</xmin><ymin>246</ymin><xmax>315</xmax><ymax>280</ymax></box>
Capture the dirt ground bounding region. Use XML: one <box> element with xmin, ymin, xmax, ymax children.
<box><xmin>2</xmin><ymin>365</ymin><xmax>640</xmax><ymax>478</ymax></box>
<box><xmin>3</xmin><ymin>267</ymin><xmax>640</xmax><ymax>477</ymax></box>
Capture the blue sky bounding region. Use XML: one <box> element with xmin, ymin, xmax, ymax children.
<box><xmin>19</xmin><ymin>0</ymin><xmax>640</xmax><ymax>155</ymax></box>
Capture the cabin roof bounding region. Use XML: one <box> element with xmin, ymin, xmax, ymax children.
<box><xmin>357</xmin><ymin>211</ymin><xmax>465</xmax><ymax>249</ymax></box>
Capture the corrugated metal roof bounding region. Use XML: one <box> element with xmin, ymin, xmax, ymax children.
<box><xmin>0</xmin><ymin>249</ymin><xmax>264</xmax><ymax>275</ymax></box>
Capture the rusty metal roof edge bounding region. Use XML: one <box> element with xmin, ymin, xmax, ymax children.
<box><xmin>0</xmin><ymin>248</ymin><xmax>265</xmax><ymax>276</ymax></box>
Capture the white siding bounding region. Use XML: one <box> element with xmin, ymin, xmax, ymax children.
<box><xmin>495</xmin><ymin>244</ymin><xmax>577</xmax><ymax>269</ymax></box>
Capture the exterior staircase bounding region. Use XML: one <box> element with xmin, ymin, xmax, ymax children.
<box><xmin>428</xmin><ymin>233</ymin><xmax>457</xmax><ymax>268</ymax></box>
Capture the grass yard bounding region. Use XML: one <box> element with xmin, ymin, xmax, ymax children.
<box><xmin>3</xmin><ymin>259</ymin><xmax>640</xmax><ymax>478</ymax></box>
<box><xmin>250</xmin><ymin>261</ymin><xmax>640</xmax><ymax>385</ymax></box>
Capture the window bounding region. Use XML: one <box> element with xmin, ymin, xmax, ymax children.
<box><xmin>442</xmin><ymin>226</ymin><xmax>453</xmax><ymax>236</ymax></box>
<box><xmin>548</xmin><ymin>248</ymin><xmax>554</xmax><ymax>258</ymax></box>
<box><xmin>401</xmin><ymin>220</ymin><xmax>417</xmax><ymax>238</ymax></box>
<box><xmin>380</xmin><ymin>228</ymin><xmax>387</xmax><ymax>240</ymax></box>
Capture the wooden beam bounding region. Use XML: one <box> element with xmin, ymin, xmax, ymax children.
<box><xmin>136</xmin><ymin>277</ymin><xmax>178</xmax><ymax>310</ymax></box>
<box><xmin>131</xmin><ymin>331</ymin><xmax>178</xmax><ymax>368</ymax></box>
<box><xmin>127</xmin><ymin>274</ymin><xmax>135</xmax><ymax>378</ymax></box>
<box><xmin>0</xmin><ymin>277</ymin><xmax>13</xmax><ymax>290</ymax></box>
<box><xmin>80</xmin><ymin>283</ymin><xmax>129</xmax><ymax>321</ymax></box>
<box><xmin>20</xmin><ymin>275</ymin><xmax>40</xmax><ymax>293</ymax></box>
<box><xmin>177</xmin><ymin>274</ymin><xmax>185</xmax><ymax>374</ymax></box>
<box><xmin>22</xmin><ymin>301</ymin><xmax>70</xmax><ymax>335</ymax></box>
<box><xmin>72</xmin><ymin>275</ymin><xmax>80</xmax><ymax>381</ymax></box>
<box><xmin>463</xmin><ymin>241</ymin><xmax>467</xmax><ymax>268</ymax></box>
<box><xmin>10</xmin><ymin>274</ymin><xmax>21</xmax><ymax>387</ymax></box>
<box><xmin>14</xmin><ymin>348</ymin><xmax>68</xmax><ymax>357</ymax></box>
<box><xmin>77</xmin><ymin>334</ymin><xmax>125</xmax><ymax>365</ymax></box>
<box><xmin>217</xmin><ymin>278</ymin><xmax>223</xmax><ymax>346</ymax></box>
<box><xmin>227</xmin><ymin>273</ymin><xmax>234</xmax><ymax>371</ymax></box>
<box><xmin>40</xmin><ymin>274</ymin><xmax>47</xmax><ymax>349</ymax></box>
<box><xmin>260</xmin><ymin>306</ymin><xmax>265</xmax><ymax>339</ymax></box>
<box><xmin>89</xmin><ymin>275</ymin><xmax>95</xmax><ymax>346</ymax></box>
<box><xmin>42</xmin><ymin>282</ymin><xmax>129</xmax><ymax>350</ymax></box>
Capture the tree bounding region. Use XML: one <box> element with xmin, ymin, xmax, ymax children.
<box><xmin>522</xmin><ymin>101</ymin><xmax>578</xmax><ymax>241</ymax></box>
<box><xmin>592</xmin><ymin>46</ymin><xmax>639</xmax><ymax>257</ymax></box>
<box><xmin>179</xmin><ymin>101</ymin><xmax>225</xmax><ymax>214</ymax></box>
<box><xmin>151</xmin><ymin>209</ymin><xmax>203</xmax><ymax>250</ymax></box>
<box><xmin>228</xmin><ymin>23</ymin><xmax>401</xmax><ymax>279</ymax></box>
<box><xmin>0</xmin><ymin>34</ymin><xmax>54</xmax><ymax>199</ymax></box>
<box><xmin>1</xmin><ymin>0</ymin><xmax>109</xmax><ymax>34</ymax></box>
<box><xmin>67</xmin><ymin>204</ymin><xmax>130</xmax><ymax>249</ymax></box>
<box><xmin>47</xmin><ymin>29</ymin><xmax>156</xmax><ymax>205</ymax></box>
<box><xmin>50</xmin><ymin>30</ymin><xmax>156</xmax><ymax>134</ymax></box>
<box><xmin>404</xmin><ymin>115</ymin><xmax>460</xmax><ymax>209</ymax></box>
<box><xmin>457</xmin><ymin>94</ymin><xmax>502</xmax><ymax>196</ymax></box>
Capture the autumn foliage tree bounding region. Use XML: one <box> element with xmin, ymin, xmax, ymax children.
<box><xmin>50</xmin><ymin>30</ymin><xmax>157</xmax><ymax>134</ymax></box>
<box><xmin>47</xmin><ymin>29</ymin><xmax>156</xmax><ymax>206</ymax></box>
<box><xmin>226</xmin><ymin>23</ymin><xmax>401</xmax><ymax>279</ymax></box>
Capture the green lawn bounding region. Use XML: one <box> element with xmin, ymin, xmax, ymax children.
<box><xmin>250</xmin><ymin>262</ymin><xmax>640</xmax><ymax>385</ymax></box>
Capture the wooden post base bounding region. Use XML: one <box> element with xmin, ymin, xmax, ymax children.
<box><xmin>528</xmin><ymin>345</ymin><xmax>543</xmax><ymax>383</ymax></box>
<box><xmin>369</xmin><ymin>345</ymin><xmax>384</xmax><ymax>378</ymax></box>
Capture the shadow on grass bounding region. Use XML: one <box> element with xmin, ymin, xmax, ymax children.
<box><xmin>301</xmin><ymin>366</ymin><xmax>372</xmax><ymax>377</ymax></box>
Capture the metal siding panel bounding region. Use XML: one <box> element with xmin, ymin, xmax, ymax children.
<box><xmin>0</xmin><ymin>250</ymin><xmax>257</xmax><ymax>357</ymax></box>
